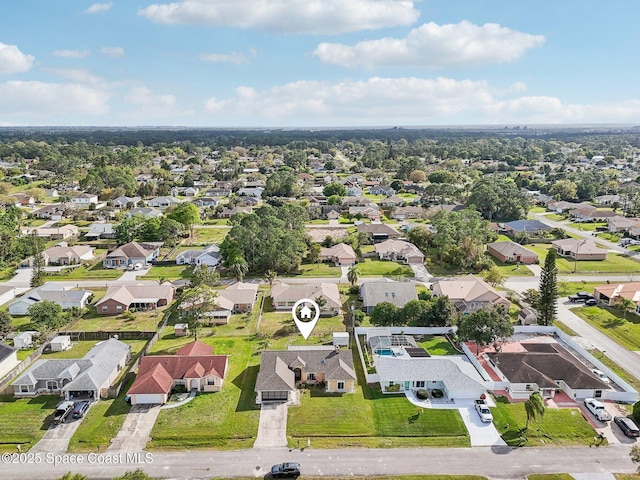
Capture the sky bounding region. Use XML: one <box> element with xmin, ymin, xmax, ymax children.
<box><xmin>1</xmin><ymin>0</ymin><xmax>639</xmax><ymax>127</ymax></box>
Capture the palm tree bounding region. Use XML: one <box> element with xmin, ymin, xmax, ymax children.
<box><xmin>347</xmin><ymin>264</ymin><xmax>360</xmax><ymax>286</ymax></box>
<box><xmin>227</xmin><ymin>255</ymin><xmax>248</xmax><ymax>281</ymax></box>
<box><xmin>524</xmin><ymin>391</ymin><xmax>545</xmax><ymax>431</ymax></box>
<box><xmin>264</xmin><ymin>269</ymin><xmax>278</xmax><ymax>292</ymax></box>
<box><xmin>617</xmin><ymin>297</ymin><xmax>636</xmax><ymax>319</ymax></box>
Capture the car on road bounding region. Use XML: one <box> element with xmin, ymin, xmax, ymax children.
<box><xmin>270</xmin><ymin>462</ymin><xmax>301</xmax><ymax>478</ymax></box>
<box><xmin>591</xmin><ymin>369</ymin><xmax>610</xmax><ymax>384</ymax></box>
<box><xmin>614</xmin><ymin>416</ymin><xmax>640</xmax><ymax>437</ymax></box>
<box><xmin>584</xmin><ymin>398</ymin><xmax>612</xmax><ymax>422</ymax></box>
<box><xmin>72</xmin><ymin>400</ymin><xmax>91</xmax><ymax>419</ymax></box>
<box><xmin>52</xmin><ymin>401</ymin><xmax>75</xmax><ymax>426</ymax></box>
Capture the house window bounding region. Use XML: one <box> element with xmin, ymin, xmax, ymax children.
<box><xmin>20</xmin><ymin>385</ymin><xmax>29</xmax><ymax>393</ymax></box>
<box><xmin>102</xmin><ymin>306</ymin><xmax>108</xmax><ymax>312</ymax></box>
<box><xmin>307</xmin><ymin>373</ymin><xmax>316</xmax><ymax>381</ymax></box>
<box><xmin>337</xmin><ymin>381</ymin><xmax>345</xmax><ymax>390</ymax></box>
<box><xmin>414</xmin><ymin>381</ymin><xmax>425</xmax><ymax>388</ymax></box>
<box><xmin>207</xmin><ymin>378</ymin><xmax>215</xmax><ymax>386</ymax></box>
<box><xmin>116</xmin><ymin>306</ymin><xmax>123</xmax><ymax>312</ymax></box>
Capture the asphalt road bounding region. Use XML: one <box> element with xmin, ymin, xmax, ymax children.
<box><xmin>1</xmin><ymin>445</ymin><xmax>636</xmax><ymax>479</ymax></box>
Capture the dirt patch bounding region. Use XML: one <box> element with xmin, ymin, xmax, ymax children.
<box><xmin>305</xmin><ymin>227</ymin><xmax>349</xmax><ymax>243</ymax></box>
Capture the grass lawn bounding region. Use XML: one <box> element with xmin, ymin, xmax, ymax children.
<box><xmin>144</xmin><ymin>264</ymin><xmax>193</xmax><ymax>280</ymax></box>
<box><xmin>417</xmin><ymin>335</ymin><xmax>459</xmax><ymax>355</ymax></box>
<box><xmin>598</xmin><ymin>232</ymin><xmax>621</xmax><ymax>243</ymax></box>
<box><xmin>488</xmin><ymin>257</ymin><xmax>534</xmax><ymax>277</ymax></box>
<box><xmin>491</xmin><ymin>397</ymin><xmax>597</xmax><ymax>446</ymax></box>
<box><xmin>40</xmin><ymin>339</ymin><xmax>148</xmax><ymax>360</ymax></box>
<box><xmin>546</xmin><ymin>214</ymin><xmax>566</xmax><ymax>221</ymax></box>
<box><xmin>43</xmin><ymin>263</ymin><xmax>123</xmax><ymax>281</ymax></box>
<box><xmin>189</xmin><ymin>227</ymin><xmax>230</xmax><ymax>245</ymax></box>
<box><xmin>569</xmin><ymin>222</ymin><xmax>607</xmax><ymax>232</ymax></box>
<box><xmin>0</xmin><ymin>394</ymin><xmax>60</xmax><ymax>452</ymax></box>
<box><xmin>295</xmin><ymin>262</ymin><xmax>342</xmax><ymax>277</ymax></box>
<box><xmin>527</xmin><ymin>476</ymin><xmax>575</xmax><ymax>480</ymax></box>
<box><xmin>68</xmin><ymin>374</ymin><xmax>135</xmax><ymax>453</ymax></box>
<box><xmin>213</xmin><ymin>477</ymin><xmax>488</xmax><ymax>480</ymax></box>
<box><xmin>525</xmin><ymin>243</ymin><xmax>640</xmax><ymax>273</ymax></box>
<box><xmin>202</xmin><ymin>218</ymin><xmax>229</xmax><ymax>226</ymax></box>
<box><xmin>556</xmin><ymin>282</ymin><xmax>604</xmax><ymax>296</ymax></box>
<box><xmin>71</xmin><ymin>307</ymin><xmax>167</xmax><ymax>332</ymax></box>
<box><xmin>572</xmin><ymin>305</ymin><xmax>640</xmax><ymax>351</ymax></box>
<box><xmin>528</xmin><ymin>207</ymin><xmax>547</xmax><ymax>214</ymax></box>
<box><xmin>357</xmin><ymin>258</ymin><xmax>414</xmax><ymax>277</ymax></box>
<box><xmin>147</xmin><ymin>336</ymin><xmax>261</xmax><ymax>450</ymax></box>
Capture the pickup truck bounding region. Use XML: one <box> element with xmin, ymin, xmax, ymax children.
<box><xmin>474</xmin><ymin>399</ymin><xmax>493</xmax><ymax>423</ymax></box>
<box><xmin>584</xmin><ymin>398</ymin><xmax>612</xmax><ymax>422</ymax></box>
<box><xmin>52</xmin><ymin>400</ymin><xmax>75</xmax><ymax>426</ymax></box>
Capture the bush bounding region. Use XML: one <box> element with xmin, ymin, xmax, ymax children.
<box><xmin>173</xmin><ymin>384</ymin><xmax>187</xmax><ymax>394</ymax></box>
<box><xmin>385</xmin><ymin>383</ymin><xmax>401</xmax><ymax>393</ymax></box>
<box><xmin>348</xmin><ymin>285</ymin><xmax>360</xmax><ymax>295</ymax></box>
<box><xmin>431</xmin><ymin>389</ymin><xmax>444</xmax><ymax>398</ymax></box>
<box><xmin>416</xmin><ymin>389</ymin><xmax>429</xmax><ymax>400</ymax></box>
<box><xmin>633</xmin><ymin>401</ymin><xmax>640</xmax><ymax>423</ymax></box>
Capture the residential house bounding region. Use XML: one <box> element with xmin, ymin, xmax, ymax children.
<box><xmin>255</xmin><ymin>348</ymin><xmax>356</xmax><ymax>403</ymax></box>
<box><xmin>368</xmin><ymin>185</ymin><xmax>396</xmax><ymax>196</ymax></box>
<box><xmin>219</xmin><ymin>206</ymin><xmax>252</xmax><ymax>219</ymax></box>
<box><xmin>23</xmin><ymin>225</ymin><xmax>79</xmax><ymax>240</ymax></box>
<box><xmin>393</xmin><ymin>206</ymin><xmax>423</xmax><ymax>220</ymax></box>
<box><xmin>95</xmin><ymin>284</ymin><xmax>174</xmax><ymax>315</ymax></box>
<box><xmin>237</xmin><ymin>196</ymin><xmax>259</xmax><ymax>207</ymax></box>
<box><xmin>431</xmin><ymin>274</ymin><xmax>510</xmax><ymax>313</ymax></box>
<box><xmin>348</xmin><ymin>206</ymin><xmax>381</xmax><ymax>221</ymax></box>
<box><xmin>204</xmin><ymin>188</ymin><xmax>232</xmax><ymax>197</ymax></box>
<box><xmin>380</xmin><ymin>196</ymin><xmax>407</xmax><ymax>208</ymax></box>
<box><xmin>10</xmin><ymin>193</ymin><xmax>35</xmax><ymax>206</ymax></box>
<box><xmin>486</xmin><ymin>342</ymin><xmax>609</xmax><ymax>400</ymax></box>
<box><xmin>71</xmin><ymin>192</ymin><xmax>98</xmax><ymax>206</ymax></box>
<box><xmin>176</xmin><ymin>244</ymin><xmax>220</xmax><ymax>267</ymax></box>
<box><xmin>551</xmin><ymin>239</ymin><xmax>607</xmax><ymax>261</ymax></box>
<box><xmin>486</xmin><ymin>241</ymin><xmax>538</xmax><ymax>264</ymax></box>
<box><xmin>32</xmin><ymin>203</ymin><xmax>68</xmax><ymax>220</ymax></box>
<box><xmin>128</xmin><ymin>207</ymin><xmax>163</xmax><ymax>218</ymax></box>
<box><xmin>0</xmin><ymin>342</ymin><xmax>18</xmax><ymax>380</ymax></box>
<box><xmin>127</xmin><ymin>340</ymin><xmax>228</xmax><ymax>405</ymax></box>
<box><xmin>237</xmin><ymin>187</ymin><xmax>264</xmax><ymax>198</ymax></box>
<box><xmin>0</xmin><ymin>285</ymin><xmax>17</xmax><ymax>307</ymax></box>
<box><xmin>594</xmin><ymin>282</ymin><xmax>640</xmax><ymax>312</ymax></box>
<box><xmin>569</xmin><ymin>205</ymin><xmax>617</xmax><ymax>222</ymax></box>
<box><xmin>356</xmin><ymin>223</ymin><xmax>401</xmax><ymax>242</ymax></box>
<box><xmin>179</xmin><ymin>282</ymin><xmax>258</xmax><ymax>324</ymax></box>
<box><xmin>502</xmin><ymin>220</ymin><xmax>553</xmax><ymax>237</ymax></box>
<box><xmin>103</xmin><ymin>241</ymin><xmax>161</xmax><ymax>269</ymax></box>
<box><xmin>342</xmin><ymin>196</ymin><xmax>371</xmax><ymax>207</ymax></box>
<box><xmin>594</xmin><ymin>194</ymin><xmax>620</xmax><ymax>206</ymax></box>
<box><xmin>112</xmin><ymin>196</ymin><xmax>141</xmax><ymax>209</ymax></box>
<box><xmin>319</xmin><ymin>243</ymin><xmax>357</xmax><ymax>266</ymax></box>
<box><xmin>607</xmin><ymin>216</ymin><xmax>640</xmax><ymax>233</ymax></box>
<box><xmin>326</xmin><ymin>209</ymin><xmax>340</xmax><ymax>220</ymax></box>
<box><xmin>374</xmin><ymin>239</ymin><xmax>425</xmax><ymax>264</ymax></box>
<box><xmin>85</xmin><ymin>222</ymin><xmax>115</xmax><ymax>240</ymax></box>
<box><xmin>44</xmin><ymin>188</ymin><xmax>59</xmax><ymax>198</ymax></box>
<box><xmin>39</xmin><ymin>245</ymin><xmax>95</xmax><ymax>266</ymax></box>
<box><xmin>345</xmin><ymin>185</ymin><xmax>363</xmax><ymax>197</ymax></box>
<box><xmin>271</xmin><ymin>282</ymin><xmax>341</xmax><ymax>316</ymax></box>
<box><xmin>191</xmin><ymin>197</ymin><xmax>219</xmax><ymax>208</ymax></box>
<box><xmin>360</xmin><ymin>280</ymin><xmax>418</xmax><ymax>314</ymax></box>
<box><xmin>546</xmin><ymin>201</ymin><xmax>588</xmax><ymax>213</ymax></box>
<box><xmin>375</xmin><ymin>354</ymin><xmax>486</xmax><ymax>400</ymax></box>
<box><xmin>13</xmin><ymin>338</ymin><xmax>131</xmax><ymax>399</ymax></box>
<box><xmin>8</xmin><ymin>284</ymin><xmax>93</xmax><ymax>315</ymax></box>
<box><xmin>147</xmin><ymin>196</ymin><xmax>180</xmax><ymax>209</ymax></box>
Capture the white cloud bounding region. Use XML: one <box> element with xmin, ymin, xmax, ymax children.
<box><xmin>122</xmin><ymin>86</ymin><xmax>194</xmax><ymax>120</ymax></box>
<box><xmin>0</xmin><ymin>81</ymin><xmax>110</xmax><ymax>120</ymax></box>
<box><xmin>0</xmin><ymin>43</ymin><xmax>35</xmax><ymax>75</ymax></box>
<box><xmin>138</xmin><ymin>0</ymin><xmax>419</xmax><ymax>34</ymax></box>
<box><xmin>84</xmin><ymin>2</ymin><xmax>113</xmax><ymax>14</ymax></box>
<box><xmin>313</xmin><ymin>21</ymin><xmax>545</xmax><ymax>68</ymax></box>
<box><xmin>53</xmin><ymin>49</ymin><xmax>91</xmax><ymax>58</ymax></box>
<box><xmin>46</xmin><ymin>68</ymin><xmax>105</xmax><ymax>85</ymax></box>
<box><xmin>203</xmin><ymin>76</ymin><xmax>640</xmax><ymax>126</ymax></box>
<box><xmin>200</xmin><ymin>51</ymin><xmax>254</xmax><ymax>65</ymax></box>
<box><xmin>100</xmin><ymin>47</ymin><xmax>124</xmax><ymax>58</ymax></box>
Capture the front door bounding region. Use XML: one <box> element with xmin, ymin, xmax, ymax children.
<box><xmin>404</xmin><ymin>381</ymin><xmax>410</xmax><ymax>390</ymax></box>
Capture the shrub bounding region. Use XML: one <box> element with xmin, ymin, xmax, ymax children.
<box><xmin>385</xmin><ymin>383</ymin><xmax>401</xmax><ymax>393</ymax></box>
<box><xmin>633</xmin><ymin>401</ymin><xmax>640</xmax><ymax>423</ymax></box>
<box><xmin>431</xmin><ymin>388</ymin><xmax>444</xmax><ymax>398</ymax></box>
<box><xmin>416</xmin><ymin>389</ymin><xmax>429</xmax><ymax>400</ymax></box>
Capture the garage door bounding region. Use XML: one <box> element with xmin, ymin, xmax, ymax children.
<box><xmin>131</xmin><ymin>394</ymin><xmax>165</xmax><ymax>405</ymax></box>
<box><xmin>262</xmin><ymin>391</ymin><xmax>288</xmax><ymax>402</ymax></box>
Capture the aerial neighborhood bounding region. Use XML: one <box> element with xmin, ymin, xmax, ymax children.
<box><xmin>0</xmin><ymin>128</ymin><xmax>640</xmax><ymax>478</ymax></box>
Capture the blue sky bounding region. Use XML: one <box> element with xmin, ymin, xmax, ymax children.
<box><xmin>1</xmin><ymin>0</ymin><xmax>639</xmax><ymax>127</ymax></box>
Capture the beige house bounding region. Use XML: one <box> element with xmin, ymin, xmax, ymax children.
<box><xmin>320</xmin><ymin>243</ymin><xmax>357</xmax><ymax>266</ymax></box>
<box><xmin>127</xmin><ymin>340</ymin><xmax>228</xmax><ymax>405</ymax></box>
<box><xmin>486</xmin><ymin>241</ymin><xmax>538</xmax><ymax>264</ymax></box>
<box><xmin>22</xmin><ymin>225</ymin><xmax>79</xmax><ymax>240</ymax></box>
<box><xmin>594</xmin><ymin>282</ymin><xmax>640</xmax><ymax>311</ymax></box>
<box><xmin>95</xmin><ymin>283</ymin><xmax>174</xmax><ymax>314</ymax></box>
<box><xmin>431</xmin><ymin>274</ymin><xmax>510</xmax><ymax>313</ymax></box>
<box><xmin>271</xmin><ymin>282</ymin><xmax>341</xmax><ymax>316</ymax></box>
<box><xmin>254</xmin><ymin>348</ymin><xmax>356</xmax><ymax>403</ymax></box>
<box><xmin>179</xmin><ymin>282</ymin><xmax>259</xmax><ymax>325</ymax></box>
<box><xmin>42</xmin><ymin>245</ymin><xmax>95</xmax><ymax>266</ymax></box>
<box><xmin>374</xmin><ymin>239</ymin><xmax>425</xmax><ymax>264</ymax></box>
<box><xmin>551</xmin><ymin>239</ymin><xmax>607</xmax><ymax>261</ymax></box>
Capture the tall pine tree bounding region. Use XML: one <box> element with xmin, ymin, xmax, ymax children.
<box><xmin>30</xmin><ymin>234</ymin><xmax>45</xmax><ymax>288</ymax></box>
<box><xmin>538</xmin><ymin>249</ymin><xmax>558</xmax><ymax>325</ymax></box>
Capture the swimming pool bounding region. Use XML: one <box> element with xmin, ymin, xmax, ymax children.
<box><xmin>376</xmin><ymin>349</ymin><xmax>394</xmax><ymax>356</ymax></box>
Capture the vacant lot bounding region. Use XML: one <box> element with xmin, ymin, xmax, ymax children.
<box><xmin>189</xmin><ymin>227</ymin><xmax>231</xmax><ymax>245</ymax></box>
<box><xmin>357</xmin><ymin>258</ymin><xmax>414</xmax><ymax>277</ymax></box>
<box><xmin>144</xmin><ymin>264</ymin><xmax>193</xmax><ymax>280</ymax></box>
<box><xmin>43</xmin><ymin>263</ymin><xmax>123</xmax><ymax>281</ymax></box>
<box><xmin>573</xmin><ymin>305</ymin><xmax>640</xmax><ymax>351</ymax></box>
<box><xmin>0</xmin><ymin>395</ymin><xmax>60</xmax><ymax>452</ymax></box>
<box><xmin>305</xmin><ymin>226</ymin><xmax>349</xmax><ymax>243</ymax></box>
<box><xmin>526</xmin><ymin>244</ymin><xmax>640</xmax><ymax>273</ymax></box>
<box><xmin>296</xmin><ymin>262</ymin><xmax>342</xmax><ymax>277</ymax></box>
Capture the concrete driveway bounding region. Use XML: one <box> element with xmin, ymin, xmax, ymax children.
<box><xmin>107</xmin><ymin>404</ymin><xmax>161</xmax><ymax>452</ymax></box>
<box><xmin>253</xmin><ymin>402</ymin><xmax>288</xmax><ymax>448</ymax></box>
<box><xmin>31</xmin><ymin>407</ymin><xmax>89</xmax><ymax>453</ymax></box>
<box><xmin>457</xmin><ymin>403</ymin><xmax>507</xmax><ymax>447</ymax></box>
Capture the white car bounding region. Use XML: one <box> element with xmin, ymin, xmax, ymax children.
<box><xmin>584</xmin><ymin>398</ymin><xmax>612</xmax><ymax>422</ymax></box>
<box><xmin>592</xmin><ymin>369</ymin><xmax>610</xmax><ymax>384</ymax></box>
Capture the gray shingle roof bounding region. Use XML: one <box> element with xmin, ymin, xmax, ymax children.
<box><xmin>0</xmin><ymin>341</ymin><xmax>17</xmax><ymax>363</ymax></box>
<box><xmin>361</xmin><ymin>281</ymin><xmax>418</xmax><ymax>309</ymax></box>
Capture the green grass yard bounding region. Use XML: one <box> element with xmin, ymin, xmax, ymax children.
<box><xmin>43</xmin><ymin>263</ymin><xmax>123</xmax><ymax>281</ymax></box>
<box><xmin>189</xmin><ymin>227</ymin><xmax>230</xmax><ymax>245</ymax></box>
<box><xmin>417</xmin><ymin>335</ymin><xmax>459</xmax><ymax>355</ymax></box>
<box><xmin>143</xmin><ymin>264</ymin><xmax>193</xmax><ymax>280</ymax></box>
<box><xmin>525</xmin><ymin>243</ymin><xmax>640</xmax><ymax>273</ymax></box>
<box><xmin>572</xmin><ymin>305</ymin><xmax>640</xmax><ymax>351</ymax></box>
<box><xmin>491</xmin><ymin>397</ymin><xmax>597</xmax><ymax>446</ymax></box>
<box><xmin>295</xmin><ymin>262</ymin><xmax>342</xmax><ymax>277</ymax></box>
<box><xmin>357</xmin><ymin>258</ymin><xmax>414</xmax><ymax>277</ymax></box>
<box><xmin>0</xmin><ymin>395</ymin><xmax>60</xmax><ymax>452</ymax></box>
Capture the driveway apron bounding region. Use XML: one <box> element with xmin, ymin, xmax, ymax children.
<box><xmin>254</xmin><ymin>402</ymin><xmax>288</xmax><ymax>448</ymax></box>
<box><xmin>107</xmin><ymin>404</ymin><xmax>161</xmax><ymax>452</ymax></box>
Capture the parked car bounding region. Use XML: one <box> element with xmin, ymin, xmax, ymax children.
<box><xmin>584</xmin><ymin>398</ymin><xmax>612</xmax><ymax>422</ymax></box>
<box><xmin>270</xmin><ymin>462</ymin><xmax>301</xmax><ymax>478</ymax></box>
<box><xmin>585</xmin><ymin>298</ymin><xmax>598</xmax><ymax>306</ymax></box>
<box><xmin>72</xmin><ymin>400</ymin><xmax>91</xmax><ymax>419</ymax></box>
<box><xmin>614</xmin><ymin>416</ymin><xmax>640</xmax><ymax>437</ymax></box>
<box><xmin>591</xmin><ymin>369</ymin><xmax>610</xmax><ymax>384</ymax></box>
<box><xmin>52</xmin><ymin>401</ymin><xmax>75</xmax><ymax>426</ymax></box>
<box><xmin>474</xmin><ymin>399</ymin><xmax>493</xmax><ymax>423</ymax></box>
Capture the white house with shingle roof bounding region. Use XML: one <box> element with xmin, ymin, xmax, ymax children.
<box><xmin>271</xmin><ymin>282</ymin><xmax>341</xmax><ymax>316</ymax></box>
<box><xmin>8</xmin><ymin>283</ymin><xmax>93</xmax><ymax>316</ymax></box>
<box><xmin>12</xmin><ymin>338</ymin><xmax>130</xmax><ymax>399</ymax></box>
<box><xmin>103</xmin><ymin>241</ymin><xmax>161</xmax><ymax>268</ymax></box>
<box><xmin>360</xmin><ymin>280</ymin><xmax>418</xmax><ymax>314</ymax></box>
<box><xmin>374</xmin><ymin>239</ymin><xmax>425</xmax><ymax>264</ymax></box>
